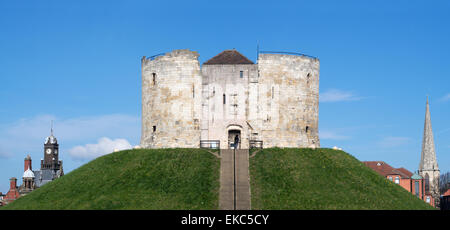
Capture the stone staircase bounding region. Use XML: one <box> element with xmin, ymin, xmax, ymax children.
<box><xmin>219</xmin><ymin>149</ymin><xmax>250</xmax><ymax>210</ymax></box>
<box><xmin>235</xmin><ymin>149</ymin><xmax>251</xmax><ymax>210</ymax></box>
<box><xmin>219</xmin><ymin>149</ymin><xmax>234</xmax><ymax>210</ymax></box>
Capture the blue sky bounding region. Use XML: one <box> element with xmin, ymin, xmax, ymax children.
<box><xmin>1</xmin><ymin>0</ymin><xmax>449</xmax><ymax>193</ymax></box>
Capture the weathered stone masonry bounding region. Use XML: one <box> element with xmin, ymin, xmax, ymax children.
<box><xmin>140</xmin><ymin>49</ymin><xmax>320</xmax><ymax>149</ymax></box>
<box><xmin>141</xmin><ymin>50</ymin><xmax>202</xmax><ymax>148</ymax></box>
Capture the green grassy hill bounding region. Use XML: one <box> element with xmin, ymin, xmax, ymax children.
<box><xmin>250</xmin><ymin>148</ymin><xmax>435</xmax><ymax>210</ymax></box>
<box><xmin>2</xmin><ymin>148</ymin><xmax>219</xmax><ymax>210</ymax></box>
<box><xmin>2</xmin><ymin>148</ymin><xmax>434</xmax><ymax>210</ymax></box>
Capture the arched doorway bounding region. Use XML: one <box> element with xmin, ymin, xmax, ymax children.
<box><xmin>228</xmin><ymin>129</ymin><xmax>241</xmax><ymax>149</ymax></box>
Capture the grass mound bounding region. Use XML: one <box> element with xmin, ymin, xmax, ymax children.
<box><xmin>250</xmin><ymin>148</ymin><xmax>435</xmax><ymax>210</ymax></box>
<box><xmin>3</xmin><ymin>147</ymin><xmax>434</xmax><ymax>210</ymax></box>
<box><xmin>2</xmin><ymin>148</ymin><xmax>219</xmax><ymax>210</ymax></box>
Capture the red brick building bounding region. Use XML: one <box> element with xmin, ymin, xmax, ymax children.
<box><xmin>2</xmin><ymin>129</ymin><xmax>64</xmax><ymax>205</ymax></box>
<box><xmin>4</xmin><ymin>177</ymin><xmax>21</xmax><ymax>203</ymax></box>
<box><xmin>441</xmin><ymin>189</ymin><xmax>450</xmax><ymax>210</ymax></box>
<box><xmin>363</xmin><ymin>161</ymin><xmax>434</xmax><ymax>207</ymax></box>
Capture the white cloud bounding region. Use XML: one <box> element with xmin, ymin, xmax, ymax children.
<box><xmin>320</xmin><ymin>89</ymin><xmax>362</xmax><ymax>102</ymax></box>
<box><xmin>69</xmin><ymin>137</ymin><xmax>132</xmax><ymax>160</ymax></box>
<box><xmin>440</xmin><ymin>93</ymin><xmax>450</xmax><ymax>102</ymax></box>
<box><xmin>0</xmin><ymin>114</ymin><xmax>139</xmax><ymax>158</ymax></box>
<box><xmin>378</xmin><ymin>136</ymin><xmax>411</xmax><ymax>148</ymax></box>
<box><xmin>319</xmin><ymin>130</ymin><xmax>350</xmax><ymax>140</ymax></box>
<box><xmin>0</xmin><ymin>114</ymin><xmax>139</xmax><ymax>192</ymax></box>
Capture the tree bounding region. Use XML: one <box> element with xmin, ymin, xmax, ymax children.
<box><xmin>440</xmin><ymin>171</ymin><xmax>450</xmax><ymax>194</ymax></box>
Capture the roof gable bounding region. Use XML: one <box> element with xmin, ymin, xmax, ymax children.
<box><xmin>396</xmin><ymin>167</ymin><xmax>413</xmax><ymax>178</ymax></box>
<box><xmin>363</xmin><ymin>161</ymin><xmax>414</xmax><ymax>179</ymax></box>
<box><xmin>204</xmin><ymin>49</ymin><xmax>254</xmax><ymax>65</ymax></box>
<box><xmin>363</xmin><ymin>161</ymin><xmax>398</xmax><ymax>177</ymax></box>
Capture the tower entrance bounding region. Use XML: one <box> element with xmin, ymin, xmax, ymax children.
<box><xmin>228</xmin><ymin>130</ymin><xmax>241</xmax><ymax>149</ymax></box>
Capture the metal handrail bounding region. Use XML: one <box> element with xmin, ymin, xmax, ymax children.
<box><xmin>258</xmin><ymin>50</ymin><xmax>317</xmax><ymax>59</ymax></box>
<box><xmin>228</xmin><ymin>140</ymin><xmax>241</xmax><ymax>149</ymax></box>
<box><xmin>200</xmin><ymin>140</ymin><xmax>220</xmax><ymax>149</ymax></box>
<box><xmin>249</xmin><ymin>140</ymin><xmax>263</xmax><ymax>149</ymax></box>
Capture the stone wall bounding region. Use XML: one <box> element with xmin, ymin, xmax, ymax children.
<box><xmin>201</xmin><ymin>64</ymin><xmax>258</xmax><ymax>149</ymax></box>
<box><xmin>140</xmin><ymin>50</ymin><xmax>202</xmax><ymax>148</ymax></box>
<box><xmin>419</xmin><ymin>169</ymin><xmax>441</xmax><ymax>203</ymax></box>
<box><xmin>140</xmin><ymin>49</ymin><xmax>320</xmax><ymax>149</ymax></box>
<box><xmin>257</xmin><ymin>53</ymin><xmax>320</xmax><ymax>148</ymax></box>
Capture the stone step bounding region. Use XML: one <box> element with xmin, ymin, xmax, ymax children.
<box><xmin>219</xmin><ymin>149</ymin><xmax>234</xmax><ymax>210</ymax></box>
<box><xmin>219</xmin><ymin>149</ymin><xmax>251</xmax><ymax>210</ymax></box>
<box><xmin>235</xmin><ymin>149</ymin><xmax>251</xmax><ymax>210</ymax></box>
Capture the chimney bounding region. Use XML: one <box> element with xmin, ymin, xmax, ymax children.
<box><xmin>9</xmin><ymin>177</ymin><xmax>17</xmax><ymax>190</ymax></box>
<box><xmin>24</xmin><ymin>155</ymin><xmax>32</xmax><ymax>172</ymax></box>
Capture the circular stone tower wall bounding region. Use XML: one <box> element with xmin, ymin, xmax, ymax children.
<box><xmin>257</xmin><ymin>53</ymin><xmax>320</xmax><ymax>148</ymax></box>
<box><xmin>140</xmin><ymin>50</ymin><xmax>202</xmax><ymax>148</ymax></box>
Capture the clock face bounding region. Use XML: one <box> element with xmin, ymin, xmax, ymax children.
<box><xmin>46</xmin><ymin>148</ymin><xmax>52</xmax><ymax>154</ymax></box>
<box><xmin>54</xmin><ymin>149</ymin><xmax>58</xmax><ymax>154</ymax></box>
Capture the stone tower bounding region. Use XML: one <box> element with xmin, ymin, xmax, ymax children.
<box><xmin>140</xmin><ymin>50</ymin><xmax>202</xmax><ymax>148</ymax></box>
<box><xmin>140</xmin><ymin>49</ymin><xmax>320</xmax><ymax>149</ymax></box>
<box><xmin>30</xmin><ymin>125</ymin><xmax>64</xmax><ymax>189</ymax></box>
<box><xmin>418</xmin><ymin>97</ymin><xmax>440</xmax><ymax>205</ymax></box>
<box><xmin>257</xmin><ymin>53</ymin><xmax>320</xmax><ymax>148</ymax></box>
<box><xmin>42</xmin><ymin>126</ymin><xmax>61</xmax><ymax>171</ymax></box>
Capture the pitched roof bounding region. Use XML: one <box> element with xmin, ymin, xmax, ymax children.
<box><xmin>363</xmin><ymin>161</ymin><xmax>414</xmax><ymax>179</ymax></box>
<box><xmin>363</xmin><ymin>161</ymin><xmax>396</xmax><ymax>176</ymax></box>
<box><xmin>396</xmin><ymin>167</ymin><xmax>413</xmax><ymax>178</ymax></box>
<box><xmin>34</xmin><ymin>169</ymin><xmax>62</xmax><ymax>188</ymax></box>
<box><xmin>204</xmin><ymin>49</ymin><xmax>254</xmax><ymax>65</ymax></box>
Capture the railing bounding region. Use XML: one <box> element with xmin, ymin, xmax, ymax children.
<box><xmin>228</xmin><ymin>141</ymin><xmax>241</xmax><ymax>149</ymax></box>
<box><xmin>200</xmin><ymin>140</ymin><xmax>220</xmax><ymax>149</ymax></box>
<box><xmin>147</xmin><ymin>53</ymin><xmax>165</xmax><ymax>60</ymax></box>
<box><xmin>258</xmin><ymin>50</ymin><xmax>317</xmax><ymax>60</ymax></box>
<box><xmin>249</xmin><ymin>140</ymin><xmax>263</xmax><ymax>149</ymax></box>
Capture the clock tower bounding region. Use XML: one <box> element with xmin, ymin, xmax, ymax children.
<box><xmin>41</xmin><ymin>124</ymin><xmax>61</xmax><ymax>171</ymax></box>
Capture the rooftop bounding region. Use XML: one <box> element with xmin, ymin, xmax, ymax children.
<box><xmin>204</xmin><ymin>49</ymin><xmax>254</xmax><ymax>65</ymax></box>
<box><xmin>362</xmin><ymin>161</ymin><xmax>412</xmax><ymax>179</ymax></box>
<box><xmin>395</xmin><ymin>167</ymin><xmax>413</xmax><ymax>178</ymax></box>
<box><xmin>23</xmin><ymin>167</ymin><xmax>35</xmax><ymax>178</ymax></box>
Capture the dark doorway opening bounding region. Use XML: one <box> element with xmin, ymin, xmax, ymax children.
<box><xmin>228</xmin><ymin>130</ymin><xmax>241</xmax><ymax>149</ymax></box>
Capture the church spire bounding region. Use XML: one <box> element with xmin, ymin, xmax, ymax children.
<box><xmin>419</xmin><ymin>96</ymin><xmax>439</xmax><ymax>171</ymax></box>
